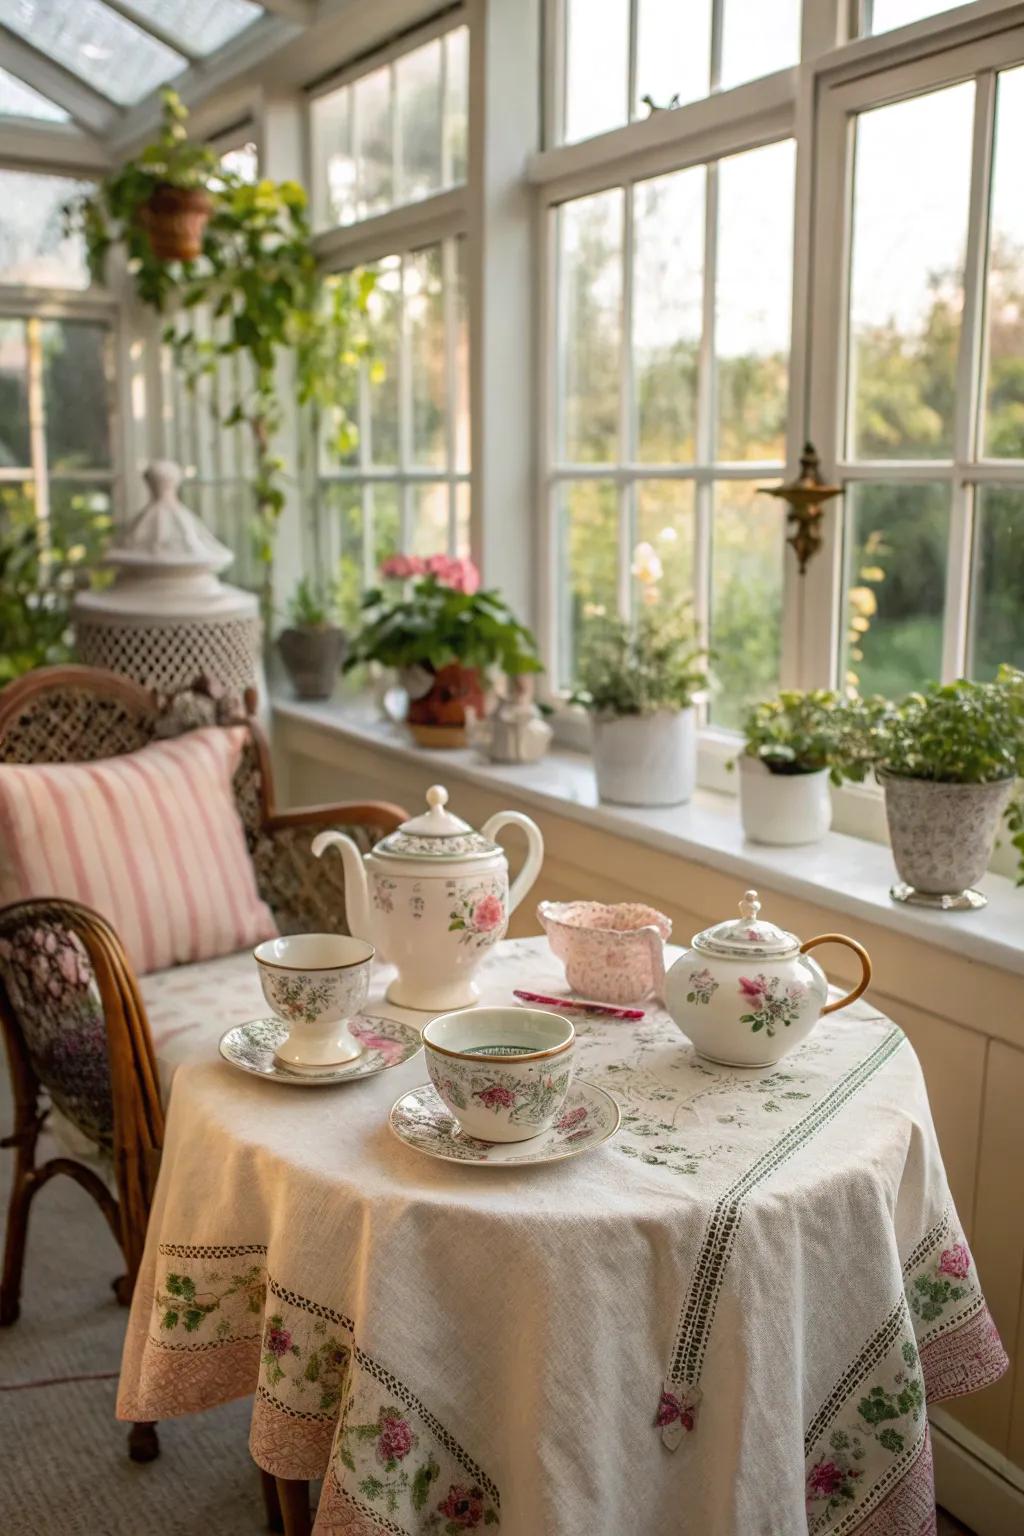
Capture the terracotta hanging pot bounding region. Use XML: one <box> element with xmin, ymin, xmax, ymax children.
<box><xmin>139</xmin><ymin>184</ymin><xmax>213</xmax><ymax>262</ymax></box>
<box><xmin>405</xmin><ymin>663</ymin><xmax>485</xmax><ymax>749</ymax></box>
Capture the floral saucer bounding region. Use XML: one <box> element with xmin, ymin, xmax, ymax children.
<box><xmin>219</xmin><ymin>1015</ymin><xmax>422</xmax><ymax>1086</ymax></box>
<box><xmin>388</xmin><ymin>1080</ymin><xmax>621</xmax><ymax>1165</ymax></box>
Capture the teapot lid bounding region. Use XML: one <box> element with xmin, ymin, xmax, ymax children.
<box><xmin>692</xmin><ymin>890</ymin><xmax>799</xmax><ymax>959</ymax></box>
<box><xmin>374</xmin><ymin>785</ymin><xmax>501</xmax><ymax>862</ymax></box>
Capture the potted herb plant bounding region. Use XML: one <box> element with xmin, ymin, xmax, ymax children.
<box><xmin>573</xmin><ymin>606</ymin><xmax>707</xmax><ymax>807</ymax></box>
<box><xmin>344</xmin><ymin>554</ymin><xmax>542</xmax><ymax>747</ymax></box>
<box><xmin>278</xmin><ymin>576</ymin><xmax>347</xmax><ymax>700</ymax></box>
<box><xmin>870</xmin><ymin>669</ymin><xmax>1024</xmax><ymax>909</ymax></box>
<box><xmin>736</xmin><ymin>689</ymin><xmax>865</xmax><ymax>846</ymax></box>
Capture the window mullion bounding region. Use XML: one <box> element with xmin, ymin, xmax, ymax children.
<box><xmin>399</xmin><ymin>251</ymin><xmax>413</xmax><ymax>551</ymax></box>
<box><xmin>710</xmin><ymin>0</ymin><xmax>725</xmax><ymax>93</ymax></box>
<box><xmin>627</xmin><ymin>0</ymin><xmax>639</xmax><ymax>123</ymax></box>
<box><xmin>442</xmin><ymin>234</ymin><xmax>459</xmax><ymax>555</ymax></box>
<box><xmin>693</xmin><ymin>161</ymin><xmax>718</xmax><ymax>657</ymax></box>
<box><xmin>619</xmin><ymin>181</ymin><xmax>635</xmax><ymax>620</ymax></box>
<box><xmin>943</xmin><ymin>67</ymin><xmax>996</xmax><ymax>680</ymax></box>
<box><xmin>26</xmin><ymin>315</ymin><xmax>50</xmax><ymax>558</ymax></box>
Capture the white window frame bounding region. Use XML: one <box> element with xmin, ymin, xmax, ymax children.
<box><xmin>307</xmin><ymin>9</ymin><xmax>472</xmax><ymax>588</ymax></box>
<box><xmin>804</xmin><ymin>15</ymin><xmax>1024</xmax><ymax>691</ymax></box>
<box><xmin>533</xmin><ymin>0</ymin><xmax>1024</xmax><ymax>801</ymax></box>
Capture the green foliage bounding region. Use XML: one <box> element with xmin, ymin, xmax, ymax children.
<box><xmin>0</xmin><ymin>488</ymin><xmax>111</xmax><ymax>686</ymax></box>
<box><xmin>740</xmin><ymin>689</ymin><xmax>865</xmax><ymax>781</ymax></box>
<box><xmin>285</xmin><ymin>574</ymin><xmax>342</xmax><ymax>630</ymax></box>
<box><xmin>344</xmin><ymin>578</ymin><xmax>542</xmax><ymax>678</ymax></box>
<box><xmin>872</xmin><ymin>670</ymin><xmax>1024</xmax><ymax>786</ymax></box>
<box><xmin>573</xmin><ymin>604</ymin><xmax>706</xmax><ymax>717</ymax></box>
<box><xmin>66</xmin><ymin>91</ymin><xmax>374</xmax><ymax>624</ymax></box>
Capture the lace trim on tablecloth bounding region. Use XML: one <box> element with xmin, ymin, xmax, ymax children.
<box><xmin>800</xmin><ymin>1212</ymin><xmax>1007</xmax><ymax>1536</ymax></box>
<box><xmin>659</xmin><ymin>1026</ymin><xmax>907</xmax><ymax>1447</ymax></box>
<box><xmin>120</xmin><ymin>1246</ymin><xmax>500</xmax><ymax>1535</ymax></box>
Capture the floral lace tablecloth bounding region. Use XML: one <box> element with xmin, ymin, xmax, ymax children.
<box><xmin>119</xmin><ymin>938</ymin><xmax>1007</xmax><ymax>1536</ymax></box>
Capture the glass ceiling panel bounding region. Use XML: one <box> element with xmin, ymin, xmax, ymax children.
<box><xmin>0</xmin><ymin>63</ymin><xmax>69</xmax><ymax>120</ymax></box>
<box><xmin>119</xmin><ymin>0</ymin><xmax>263</xmax><ymax>57</ymax></box>
<box><xmin>0</xmin><ymin>0</ymin><xmax>187</xmax><ymax>107</ymax></box>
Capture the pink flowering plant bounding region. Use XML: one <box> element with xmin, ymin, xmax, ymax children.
<box><xmin>343</xmin><ymin>553</ymin><xmax>542</xmax><ymax>678</ymax></box>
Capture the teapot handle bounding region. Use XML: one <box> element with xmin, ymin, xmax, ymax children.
<box><xmin>799</xmin><ymin>934</ymin><xmax>872</xmax><ymax>1016</ymax></box>
<box><xmin>480</xmin><ymin>810</ymin><xmax>544</xmax><ymax>915</ymax></box>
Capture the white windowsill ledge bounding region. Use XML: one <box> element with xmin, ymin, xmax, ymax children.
<box><xmin>273</xmin><ymin>695</ymin><xmax>1024</xmax><ymax>980</ymax></box>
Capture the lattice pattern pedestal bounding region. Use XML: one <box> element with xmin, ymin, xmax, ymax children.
<box><xmin>75</xmin><ymin>613</ymin><xmax>261</xmax><ymax>695</ymax></box>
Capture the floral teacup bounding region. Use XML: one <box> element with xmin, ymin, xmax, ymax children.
<box><xmin>537</xmin><ymin>900</ymin><xmax>671</xmax><ymax>1004</ymax></box>
<box><xmin>254</xmin><ymin>934</ymin><xmax>374</xmax><ymax>1072</ymax></box>
<box><xmin>422</xmin><ymin>1006</ymin><xmax>575</xmax><ymax>1143</ymax></box>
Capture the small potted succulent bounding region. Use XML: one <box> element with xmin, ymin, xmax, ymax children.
<box><xmin>277</xmin><ymin>576</ymin><xmax>347</xmax><ymax>700</ymax></box>
<box><xmin>573</xmin><ymin>605</ymin><xmax>707</xmax><ymax>807</ymax></box>
<box><xmin>870</xmin><ymin>668</ymin><xmax>1024</xmax><ymax>909</ymax></box>
<box><xmin>737</xmin><ymin>689</ymin><xmax>866</xmax><ymax>846</ymax></box>
<box><xmin>344</xmin><ymin>554</ymin><xmax>541</xmax><ymax>747</ymax></box>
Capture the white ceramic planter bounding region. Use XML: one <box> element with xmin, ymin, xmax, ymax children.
<box><xmin>592</xmin><ymin>708</ymin><xmax>697</xmax><ymax>808</ymax></box>
<box><xmin>738</xmin><ymin>756</ymin><xmax>832</xmax><ymax>846</ymax></box>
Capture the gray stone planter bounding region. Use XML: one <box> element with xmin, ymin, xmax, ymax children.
<box><xmin>277</xmin><ymin>626</ymin><xmax>347</xmax><ymax>700</ymax></box>
<box><xmin>881</xmin><ymin>771</ymin><xmax>1014</xmax><ymax>910</ymax></box>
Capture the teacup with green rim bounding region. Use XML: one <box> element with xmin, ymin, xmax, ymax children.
<box><xmin>422</xmin><ymin>1006</ymin><xmax>575</xmax><ymax>1143</ymax></box>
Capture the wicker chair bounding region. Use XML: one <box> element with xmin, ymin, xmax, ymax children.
<box><xmin>0</xmin><ymin>666</ymin><xmax>407</xmax><ymax>1475</ymax></box>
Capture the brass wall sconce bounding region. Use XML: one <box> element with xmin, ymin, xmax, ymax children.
<box><xmin>759</xmin><ymin>443</ymin><xmax>842</xmax><ymax>575</ymax></box>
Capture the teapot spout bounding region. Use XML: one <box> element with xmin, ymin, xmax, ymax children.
<box><xmin>311</xmin><ymin>830</ymin><xmax>372</xmax><ymax>943</ymax></box>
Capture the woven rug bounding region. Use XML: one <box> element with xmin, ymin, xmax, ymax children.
<box><xmin>0</xmin><ymin>1071</ymin><xmax>269</xmax><ymax>1536</ymax></box>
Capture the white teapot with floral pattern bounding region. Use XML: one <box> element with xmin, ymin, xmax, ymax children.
<box><xmin>312</xmin><ymin>785</ymin><xmax>544</xmax><ymax>1011</ymax></box>
<box><xmin>664</xmin><ymin>890</ymin><xmax>872</xmax><ymax>1067</ymax></box>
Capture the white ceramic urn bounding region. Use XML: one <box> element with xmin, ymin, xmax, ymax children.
<box><xmin>663</xmin><ymin>890</ymin><xmax>872</xmax><ymax>1067</ymax></box>
<box><xmin>312</xmin><ymin>785</ymin><xmax>544</xmax><ymax>1011</ymax></box>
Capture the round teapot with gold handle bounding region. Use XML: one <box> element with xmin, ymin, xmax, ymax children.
<box><xmin>663</xmin><ymin>890</ymin><xmax>871</xmax><ymax>1067</ymax></box>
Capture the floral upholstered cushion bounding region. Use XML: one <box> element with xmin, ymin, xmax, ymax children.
<box><xmin>0</xmin><ymin>726</ymin><xmax>277</xmax><ymax>975</ymax></box>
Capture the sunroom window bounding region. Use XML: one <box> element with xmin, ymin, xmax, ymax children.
<box><xmin>549</xmin><ymin>138</ymin><xmax>795</xmax><ymax>726</ymax></box>
<box><xmin>558</xmin><ymin>0</ymin><xmax>800</xmax><ymax>145</ymax></box>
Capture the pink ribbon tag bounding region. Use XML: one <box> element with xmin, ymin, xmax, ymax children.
<box><xmin>656</xmin><ymin>1383</ymin><xmax>702</xmax><ymax>1449</ymax></box>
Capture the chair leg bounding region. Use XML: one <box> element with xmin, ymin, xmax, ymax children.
<box><xmin>275</xmin><ymin>1478</ymin><xmax>311</xmax><ymax>1536</ymax></box>
<box><xmin>260</xmin><ymin>1469</ymin><xmax>284</xmax><ymax>1533</ymax></box>
<box><xmin>127</xmin><ymin>1421</ymin><xmax>160</xmax><ymax>1463</ymax></box>
<box><xmin>0</xmin><ymin>1093</ymin><xmax>46</xmax><ymax>1327</ymax></box>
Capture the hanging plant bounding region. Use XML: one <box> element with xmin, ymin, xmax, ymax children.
<box><xmin>66</xmin><ymin>90</ymin><xmax>375</xmax><ymax>627</ymax></box>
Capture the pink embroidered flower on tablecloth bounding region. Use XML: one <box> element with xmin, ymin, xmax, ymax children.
<box><xmin>738</xmin><ymin>975</ymin><xmax>766</xmax><ymax>1000</ymax></box>
<box><xmin>938</xmin><ymin>1241</ymin><xmax>971</xmax><ymax>1280</ymax></box>
<box><xmin>264</xmin><ymin>1322</ymin><xmax>292</xmax><ymax>1358</ymax></box>
<box><xmin>376</xmin><ymin>1411</ymin><xmax>414</xmax><ymax>1464</ymax></box>
<box><xmin>474</xmin><ymin>1083</ymin><xmax>516</xmax><ymax>1110</ymax></box>
<box><xmin>437</xmin><ymin>1485</ymin><xmax>486</xmax><ymax>1528</ymax></box>
<box><xmin>555</xmin><ymin>1106</ymin><xmax>588</xmax><ymax>1133</ymax></box>
<box><xmin>472</xmin><ymin>894</ymin><xmax>504</xmax><ymax>933</ymax></box>
<box><xmin>655</xmin><ymin>1390</ymin><xmax>694</xmax><ymax>1432</ymax></box>
<box><xmin>806</xmin><ymin>1460</ymin><xmax>847</xmax><ymax>1499</ymax></box>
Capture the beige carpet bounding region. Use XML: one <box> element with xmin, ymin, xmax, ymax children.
<box><xmin>0</xmin><ymin>1073</ymin><xmax>976</xmax><ymax>1536</ymax></box>
<box><xmin>0</xmin><ymin>1071</ymin><xmax>268</xmax><ymax>1536</ymax></box>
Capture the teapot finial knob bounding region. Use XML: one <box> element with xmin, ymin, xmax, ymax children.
<box><xmin>739</xmin><ymin>890</ymin><xmax>761</xmax><ymax>922</ymax></box>
<box><xmin>426</xmin><ymin>785</ymin><xmax>449</xmax><ymax>810</ymax></box>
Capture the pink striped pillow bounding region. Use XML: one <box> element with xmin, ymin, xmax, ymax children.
<box><xmin>0</xmin><ymin>725</ymin><xmax>278</xmax><ymax>975</ymax></box>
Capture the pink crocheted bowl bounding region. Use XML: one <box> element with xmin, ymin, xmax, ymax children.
<box><xmin>537</xmin><ymin>900</ymin><xmax>672</xmax><ymax>1004</ymax></box>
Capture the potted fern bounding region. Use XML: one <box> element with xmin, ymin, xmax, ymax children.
<box><xmin>574</xmin><ymin>606</ymin><xmax>707</xmax><ymax>807</ymax></box>
<box><xmin>278</xmin><ymin>577</ymin><xmax>347</xmax><ymax>700</ymax></box>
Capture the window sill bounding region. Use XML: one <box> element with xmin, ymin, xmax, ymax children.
<box><xmin>273</xmin><ymin>694</ymin><xmax>1024</xmax><ymax>980</ymax></box>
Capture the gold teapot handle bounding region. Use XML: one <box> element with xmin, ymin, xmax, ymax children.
<box><xmin>799</xmin><ymin>934</ymin><xmax>872</xmax><ymax>1016</ymax></box>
